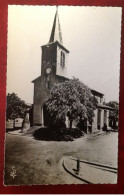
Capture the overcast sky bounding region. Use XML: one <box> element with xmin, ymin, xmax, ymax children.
<box><xmin>7</xmin><ymin>5</ymin><xmax>122</xmax><ymax>104</ymax></box>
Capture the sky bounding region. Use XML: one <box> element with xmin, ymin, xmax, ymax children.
<box><xmin>7</xmin><ymin>5</ymin><xmax>122</xmax><ymax>104</ymax></box>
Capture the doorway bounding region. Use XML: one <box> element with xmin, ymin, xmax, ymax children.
<box><xmin>97</xmin><ymin>109</ymin><xmax>101</xmax><ymax>130</ymax></box>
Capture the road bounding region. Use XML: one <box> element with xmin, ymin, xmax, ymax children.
<box><xmin>4</xmin><ymin>131</ymin><xmax>118</xmax><ymax>185</ymax></box>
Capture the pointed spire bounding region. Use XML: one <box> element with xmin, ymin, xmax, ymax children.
<box><xmin>49</xmin><ymin>6</ymin><xmax>63</xmax><ymax>44</ymax></box>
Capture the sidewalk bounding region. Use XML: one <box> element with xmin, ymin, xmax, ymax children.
<box><xmin>7</xmin><ymin>129</ymin><xmax>22</xmax><ymax>135</ymax></box>
<box><xmin>7</xmin><ymin>126</ymin><xmax>41</xmax><ymax>136</ymax></box>
<box><xmin>63</xmin><ymin>157</ymin><xmax>117</xmax><ymax>184</ymax></box>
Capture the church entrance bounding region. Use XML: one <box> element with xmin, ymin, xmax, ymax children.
<box><xmin>43</xmin><ymin>105</ymin><xmax>65</xmax><ymax>128</ymax></box>
<box><xmin>42</xmin><ymin>104</ymin><xmax>66</xmax><ymax>128</ymax></box>
<box><xmin>42</xmin><ymin>104</ymin><xmax>53</xmax><ymax>127</ymax></box>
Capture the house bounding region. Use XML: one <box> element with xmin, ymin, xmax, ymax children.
<box><xmin>32</xmin><ymin>7</ymin><xmax>113</xmax><ymax>133</ymax></box>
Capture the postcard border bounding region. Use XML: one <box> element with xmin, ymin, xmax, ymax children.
<box><xmin>0</xmin><ymin>0</ymin><xmax>124</xmax><ymax>194</ymax></box>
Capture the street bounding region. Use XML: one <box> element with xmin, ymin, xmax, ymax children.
<box><xmin>4</xmin><ymin>131</ymin><xmax>118</xmax><ymax>185</ymax></box>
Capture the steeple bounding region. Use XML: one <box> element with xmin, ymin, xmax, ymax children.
<box><xmin>49</xmin><ymin>6</ymin><xmax>63</xmax><ymax>44</ymax></box>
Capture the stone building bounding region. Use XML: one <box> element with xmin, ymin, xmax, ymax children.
<box><xmin>32</xmin><ymin>8</ymin><xmax>69</xmax><ymax>126</ymax></box>
<box><xmin>32</xmin><ymin>8</ymin><xmax>113</xmax><ymax>133</ymax></box>
<box><xmin>91</xmin><ymin>89</ymin><xmax>113</xmax><ymax>133</ymax></box>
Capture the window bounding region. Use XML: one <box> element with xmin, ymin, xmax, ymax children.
<box><xmin>60</xmin><ymin>51</ymin><xmax>65</xmax><ymax>67</ymax></box>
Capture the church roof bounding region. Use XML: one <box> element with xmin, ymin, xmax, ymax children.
<box><xmin>49</xmin><ymin>7</ymin><xmax>63</xmax><ymax>44</ymax></box>
<box><xmin>32</xmin><ymin>75</ymin><xmax>69</xmax><ymax>83</ymax></box>
<box><xmin>91</xmin><ymin>89</ymin><xmax>104</xmax><ymax>97</ymax></box>
<box><xmin>56</xmin><ymin>74</ymin><xmax>69</xmax><ymax>81</ymax></box>
<box><xmin>32</xmin><ymin>76</ymin><xmax>41</xmax><ymax>83</ymax></box>
<box><xmin>41</xmin><ymin>41</ymin><xmax>69</xmax><ymax>53</ymax></box>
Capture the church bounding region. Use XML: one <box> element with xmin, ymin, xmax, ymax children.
<box><xmin>32</xmin><ymin>7</ymin><xmax>113</xmax><ymax>133</ymax></box>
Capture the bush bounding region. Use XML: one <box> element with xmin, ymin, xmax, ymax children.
<box><xmin>33</xmin><ymin>127</ymin><xmax>84</xmax><ymax>141</ymax></box>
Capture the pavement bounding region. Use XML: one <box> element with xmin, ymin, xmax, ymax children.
<box><xmin>63</xmin><ymin>157</ymin><xmax>117</xmax><ymax>184</ymax></box>
<box><xmin>7</xmin><ymin>126</ymin><xmax>116</xmax><ymax>137</ymax></box>
<box><xmin>23</xmin><ymin>126</ymin><xmax>42</xmax><ymax>135</ymax></box>
<box><xmin>7</xmin><ymin>129</ymin><xmax>22</xmax><ymax>135</ymax></box>
<box><xmin>7</xmin><ymin>126</ymin><xmax>41</xmax><ymax>136</ymax></box>
<box><xmin>5</xmin><ymin>130</ymin><xmax>118</xmax><ymax>185</ymax></box>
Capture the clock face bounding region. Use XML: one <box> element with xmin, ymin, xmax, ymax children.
<box><xmin>46</xmin><ymin>68</ymin><xmax>51</xmax><ymax>74</ymax></box>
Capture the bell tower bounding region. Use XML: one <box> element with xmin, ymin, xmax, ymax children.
<box><xmin>41</xmin><ymin>6</ymin><xmax>69</xmax><ymax>85</ymax></box>
<box><xmin>32</xmin><ymin>7</ymin><xmax>69</xmax><ymax>126</ymax></box>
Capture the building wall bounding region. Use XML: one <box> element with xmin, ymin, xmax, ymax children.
<box><xmin>33</xmin><ymin>75</ymin><xmax>68</xmax><ymax>125</ymax></box>
<box><xmin>101</xmin><ymin>109</ymin><xmax>109</xmax><ymax>128</ymax></box>
<box><xmin>41</xmin><ymin>43</ymin><xmax>57</xmax><ymax>77</ymax></box>
<box><xmin>92</xmin><ymin>108</ymin><xmax>109</xmax><ymax>132</ymax></box>
<box><xmin>92</xmin><ymin>109</ymin><xmax>97</xmax><ymax>132</ymax></box>
<box><xmin>33</xmin><ymin>80</ymin><xmax>48</xmax><ymax>125</ymax></box>
<box><xmin>98</xmin><ymin>97</ymin><xmax>103</xmax><ymax>104</ymax></box>
<box><xmin>33</xmin><ymin>74</ymin><xmax>110</xmax><ymax>129</ymax></box>
<box><xmin>106</xmin><ymin>110</ymin><xmax>109</xmax><ymax>127</ymax></box>
<box><xmin>56</xmin><ymin>45</ymin><xmax>69</xmax><ymax>77</ymax></box>
<box><xmin>33</xmin><ymin>41</ymin><xmax>69</xmax><ymax>125</ymax></box>
<box><xmin>101</xmin><ymin>109</ymin><xmax>104</xmax><ymax>129</ymax></box>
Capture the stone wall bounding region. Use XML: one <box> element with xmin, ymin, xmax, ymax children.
<box><xmin>33</xmin><ymin>41</ymin><xmax>69</xmax><ymax>126</ymax></box>
<box><xmin>92</xmin><ymin>108</ymin><xmax>110</xmax><ymax>132</ymax></box>
<box><xmin>92</xmin><ymin>109</ymin><xmax>98</xmax><ymax>132</ymax></box>
<box><xmin>33</xmin><ymin>75</ymin><xmax>68</xmax><ymax>125</ymax></box>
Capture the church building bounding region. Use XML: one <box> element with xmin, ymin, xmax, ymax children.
<box><xmin>32</xmin><ymin>7</ymin><xmax>113</xmax><ymax>133</ymax></box>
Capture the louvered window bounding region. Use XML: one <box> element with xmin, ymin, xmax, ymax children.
<box><xmin>60</xmin><ymin>51</ymin><xmax>65</xmax><ymax>67</ymax></box>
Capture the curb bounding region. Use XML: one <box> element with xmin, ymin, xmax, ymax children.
<box><xmin>62</xmin><ymin>160</ymin><xmax>91</xmax><ymax>184</ymax></box>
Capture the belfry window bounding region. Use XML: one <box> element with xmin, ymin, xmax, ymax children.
<box><xmin>60</xmin><ymin>51</ymin><xmax>65</xmax><ymax>67</ymax></box>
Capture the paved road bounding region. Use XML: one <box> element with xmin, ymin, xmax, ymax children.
<box><xmin>4</xmin><ymin>131</ymin><xmax>118</xmax><ymax>185</ymax></box>
<box><xmin>63</xmin><ymin>157</ymin><xmax>117</xmax><ymax>184</ymax></box>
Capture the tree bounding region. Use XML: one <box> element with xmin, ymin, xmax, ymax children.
<box><xmin>46</xmin><ymin>78</ymin><xmax>97</xmax><ymax>129</ymax></box>
<box><xmin>106</xmin><ymin>101</ymin><xmax>119</xmax><ymax>119</ymax></box>
<box><xmin>6</xmin><ymin>93</ymin><xmax>27</xmax><ymax>120</ymax></box>
<box><xmin>106</xmin><ymin>101</ymin><xmax>119</xmax><ymax>129</ymax></box>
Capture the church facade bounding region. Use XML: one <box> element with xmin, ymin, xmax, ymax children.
<box><xmin>32</xmin><ymin>8</ymin><xmax>113</xmax><ymax>133</ymax></box>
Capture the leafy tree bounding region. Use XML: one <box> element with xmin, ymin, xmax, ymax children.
<box><xmin>106</xmin><ymin>101</ymin><xmax>119</xmax><ymax>129</ymax></box>
<box><xmin>46</xmin><ymin>78</ymin><xmax>97</xmax><ymax>129</ymax></box>
<box><xmin>6</xmin><ymin>93</ymin><xmax>27</xmax><ymax>120</ymax></box>
<box><xmin>106</xmin><ymin>101</ymin><xmax>119</xmax><ymax>119</ymax></box>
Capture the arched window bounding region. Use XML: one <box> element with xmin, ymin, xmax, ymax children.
<box><xmin>60</xmin><ymin>51</ymin><xmax>65</xmax><ymax>67</ymax></box>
